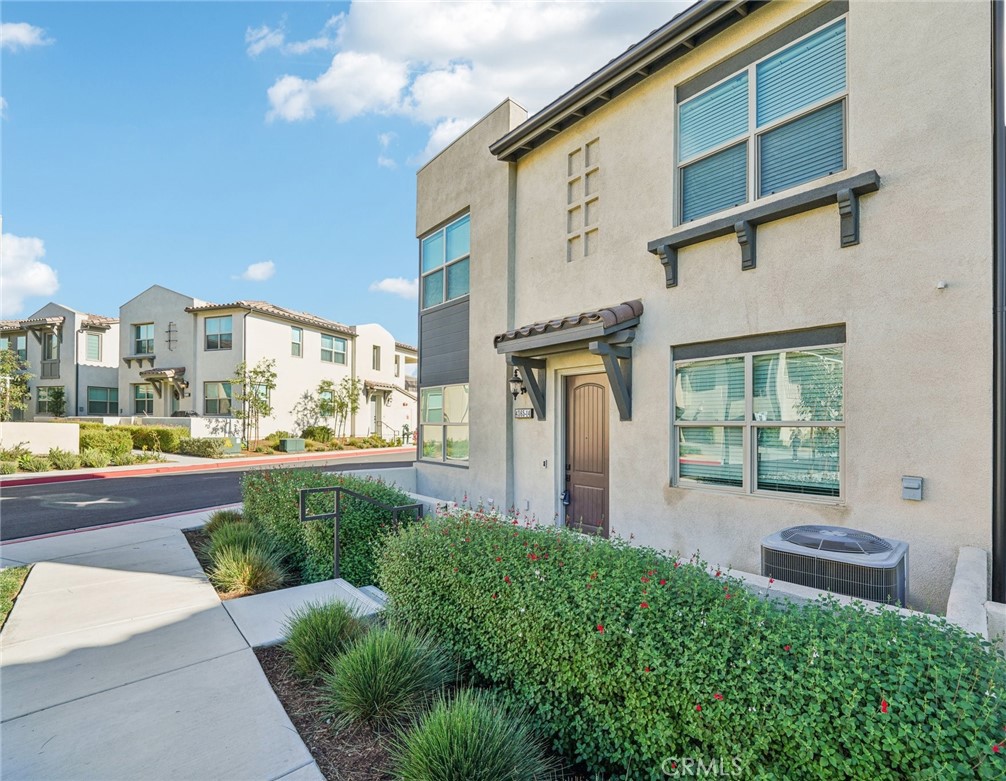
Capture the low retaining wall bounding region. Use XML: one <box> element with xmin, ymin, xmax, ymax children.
<box><xmin>0</xmin><ymin>422</ymin><xmax>79</xmax><ymax>455</ymax></box>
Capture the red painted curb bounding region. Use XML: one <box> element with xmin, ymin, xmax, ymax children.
<box><xmin>0</xmin><ymin>447</ymin><xmax>416</xmax><ymax>488</ymax></box>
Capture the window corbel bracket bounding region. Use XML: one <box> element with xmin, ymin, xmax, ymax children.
<box><xmin>589</xmin><ymin>338</ymin><xmax>633</xmax><ymax>421</ymax></box>
<box><xmin>656</xmin><ymin>243</ymin><xmax>679</xmax><ymax>288</ymax></box>
<box><xmin>507</xmin><ymin>355</ymin><xmax>547</xmax><ymax>420</ymax></box>
<box><xmin>735</xmin><ymin>220</ymin><xmax>756</xmax><ymax>271</ymax></box>
<box><xmin>837</xmin><ymin>188</ymin><xmax>860</xmax><ymax>247</ymax></box>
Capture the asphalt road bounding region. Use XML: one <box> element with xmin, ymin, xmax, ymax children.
<box><xmin>0</xmin><ymin>453</ymin><xmax>415</xmax><ymax>541</ymax></box>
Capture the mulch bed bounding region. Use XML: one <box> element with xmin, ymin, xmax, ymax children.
<box><xmin>255</xmin><ymin>645</ymin><xmax>394</xmax><ymax>781</ymax></box>
<box><xmin>182</xmin><ymin>528</ymin><xmax>213</xmax><ymax>573</ymax></box>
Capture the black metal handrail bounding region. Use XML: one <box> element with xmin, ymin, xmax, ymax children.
<box><xmin>298</xmin><ymin>486</ymin><xmax>424</xmax><ymax>580</ymax></box>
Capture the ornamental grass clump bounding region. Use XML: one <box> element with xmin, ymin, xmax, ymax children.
<box><xmin>284</xmin><ymin>600</ymin><xmax>364</xmax><ymax>678</ymax></box>
<box><xmin>208</xmin><ymin>546</ymin><xmax>288</xmax><ymax>597</ymax></box>
<box><xmin>79</xmin><ymin>448</ymin><xmax>111</xmax><ymax>468</ymax></box>
<box><xmin>47</xmin><ymin>447</ymin><xmax>81</xmax><ymax>471</ymax></box>
<box><xmin>202</xmin><ymin>508</ymin><xmax>245</xmax><ymax>536</ymax></box>
<box><xmin>205</xmin><ymin>521</ymin><xmax>280</xmax><ymax>561</ymax></box>
<box><xmin>391</xmin><ymin>688</ymin><xmax>559</xmax><ymax>781</ymax></box>
<box><xmin>321</xmin><ymin>627</ymin><xmax>455</xmax><ymax>727</ymax></box>
<box><xmin>379</xmin><ymin>509</ymin><xmax>1006</xmax><ymax>780</ymax></box>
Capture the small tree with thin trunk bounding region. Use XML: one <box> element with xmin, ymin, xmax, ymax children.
<box><xmin>0</xmin><ymin>349</ymin><xmax>32</xmax><ymax>421</ymax></box>
<box><xmin>230</xmin><ymin>359</ymin><xmax>277</xmax><ymax>445</ymax></box>
<box><xmin>333</xmin><ymin>377</ymin><xmax>363</xmax><ymax>438</ymax></box>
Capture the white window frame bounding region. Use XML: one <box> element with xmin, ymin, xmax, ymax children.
<box><xmin>419</xmin><ymin>384</ymin><xmax>469</xmax><ymax>465</ymax></box>
<box><xmin>321</xmin><ymin>334</ymin><xmax>347</xmax><ymax>364</ymax></box>
<box><xmin>421</xmin><ymin>213</ymin><xmax>470</xmax><ymax>310</ymax></box>
<box><xmin>291</xmin><ymin>327</ymin><xmax>303</xmax><ymax>358</ymax></box>
<box><xmin>85</xmin><ymin>332</ymin><xmax>102</xmax><ymax>362</ymax></box>
<box><xmin>671</xmin><ymin>342</ymin><xmax>845</xmax><ymax>503</ymax></box>
<box><xmin>675</xmin><ymin>16</ymin><xmax>849</xmax><ymax>225</ymax></box>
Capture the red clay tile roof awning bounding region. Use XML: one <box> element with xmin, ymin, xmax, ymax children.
<box><xmin>139</xmin><ymin>367</ymin><xmax>186</xmax><ymax>379</ymax></box>
<box><xmin>494</xmin><ymin>300</ymin><xmax>643</xmax><ymax>353</ymax></box>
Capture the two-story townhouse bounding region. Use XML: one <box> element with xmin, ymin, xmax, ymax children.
<box><xmin>119</xmin><ymin>285</ymin><xmax>416</xmax><ymax>438</ymax></box>
<box><xmin>415</xmin><ymin>0</ymin><xmax>1003</xmax><ymax>612</ymax></box>
<box><xmin>1</xmin><ymin>303</ymin><xmax>119</xmax><ymax>420</ymax></box>
<box><xmin>355</xmin><ymin>324</ymin><xmax>418</xmax><ymax>439</ymax></box>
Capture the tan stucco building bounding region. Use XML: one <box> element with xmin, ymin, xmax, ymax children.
<box><xmin>415</xmin><ymin>0</ymin><xmax>1004</xmax><ymax>612</ymax></box>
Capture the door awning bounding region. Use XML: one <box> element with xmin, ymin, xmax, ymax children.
<box><xmin>493</xmin><ymin>300</ymin><xmax>642</xmax><ymax>421</ymax></box>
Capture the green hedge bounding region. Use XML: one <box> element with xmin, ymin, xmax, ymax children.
<box><xmin>379</xmin><ymin>510</ymin><xmax>1006</xmax><ymax>780</ymax></box>
<box><xmin>242</xmin><ymin>469</ymin><xmax>416</xmax><ymax>587</ymax></box>
<box><xmin>176</xmin><ymin>437</ymin><xmax>226</xmax><ymax>458</ymax></box>
<box><xmin>121</xmin><ymin>425</ymin><xmax>189</xmax><ymax>453</ymax></box>
<box><xmin>78</xmin><ymin>425</ymin><xmax>133</xmax><ymax>456</ymax></box>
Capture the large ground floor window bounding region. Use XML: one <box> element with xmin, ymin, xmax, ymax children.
<box><xmin>673</xmin><ymin>334</ymin><xmax>844</xmax><ymax>499</ymax></box>
<box><xmin>420</xmin><ymin>384</ymin><xmax>469</xmax><ymax>463</ymax></box>
<box><xmin>36</xmin><ymin>386</ymin><xmax>64</xmax><ymax>415</ymax></box>
<box><xmin>88</xmin><ymin>386</ymin><xmax>118</xmax><ymax>415</ymax></box>
<box><xmin>204</xmin><ymin>381</ymin><xmax>232</xmax><ymax>415</ymax></box>
<box><xmin>133</xmin><ymin>383</ymin><xmax>154</xmax><ymax>415</ymax></box>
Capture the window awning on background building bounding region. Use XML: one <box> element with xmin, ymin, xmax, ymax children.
<box><xmin>493</xmin><ymin>300</ymin><xmax>642</xmax><ymax>421</ymax></box>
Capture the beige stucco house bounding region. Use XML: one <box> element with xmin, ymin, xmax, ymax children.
<box><xmin>1</xmin><ymin>302</ymin><xmax>119</xmax><ymax>420</ymax></box>
<box><xmin>118</xmin><ymin>285</ymin><xmax>416</xmax><ymax>438</ymax></box>
<box><xmin>415</xmin><ymin>0</ymin><xmax>1006</xmax><ymax>613</ymax></box>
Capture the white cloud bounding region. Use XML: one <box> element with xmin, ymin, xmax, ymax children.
<box><xmin>369</xmin><ymin>277</ymin><xmax>417</xmax><ymax>300</ymax></box>
<box><xmin>0</xmin><ymin>97</ymin><xmax>7</xmax><ymax>120</ymax></box>
<box><xmin>261</xmin><ymin>1</ymin><xmax>689</xmax><ymax>160</ymax></box>
<box><xmin>377</xmin><ymin>132</ymin><xmax>397</xmax><ymax>168</ymax></box>
<box><xmin>237</xmin><ymin>260</ymin><xmax>276</xmax><ymax>282</ymax></box>
<box><xmin>1</xmin><ymin>22</ymin><xmax>52</xmax><ymax>52</ymax></box>
<box><xmin>245</xmin><ymin>16</ymin><xmax>342</xmax><ymax>58</ymax></box>
<box><xmin>377</xmin><ymin>155</ymin><xmax>396</xmax><ymax>170</ymax></box>
<box><xmin>0</xmin><ymin>233</ymin><xmax>59</xmax><ymax>317</ymax></box>
<box><xmin>245</xmin><ymin>24</ymin><xmax>286</xmax><ymax>57</ymax></box>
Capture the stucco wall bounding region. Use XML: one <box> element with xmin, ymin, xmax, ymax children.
<box><xmin>429</xmin><ymin>1</ymin><xmax>993</xmax><ymax>611</ymax></box>
<box><xmin>1</xmin><ymin>422</ymin><xmax>79</xmax><ymax>454</ymax></box>
<box><xmin>415</xmin><ymin>99</ymin><xmax>529</xmax><ymax>505</ymax></box>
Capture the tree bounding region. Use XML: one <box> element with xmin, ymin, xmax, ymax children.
<box><xmin>333</xmin><ymin>376</ymin><xmax>363</xmax><ymax>437</ymax></box>
<box><xmin>316</xmin><ymin>380</ymin><xmax>336</xmax><ymax>430</ymax></box>
<box><xmin>47</xmin><ymin>386</ymin><xmax>67</xmax><ymax>418</ymax></box>
<box><xmin>290</xmin><ymin>390</ymin><xmax>322</xmax><ymax>435</ymax></box>
<box><xmin>229</xmin><ymin>358</ymin><xmax>277</xmax><ymax>445</ymax></box>
<box><xmin>0</xmin><ymin>348</ymin><xmax>32</xmax><ymax>421</ymax></box>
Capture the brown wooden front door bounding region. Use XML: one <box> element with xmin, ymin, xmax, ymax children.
<box><xmin>565</xmin><ymin>373</ymin><xmax>609</xmax><ymax>537</ymax></box>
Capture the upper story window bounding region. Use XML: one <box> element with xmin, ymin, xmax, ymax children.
<box><xmin>205</xmin><ymin>316</ymin><xmax>233</xmax><ymax>351</ymax></box>
<box><xmin>678</xmin><ymin>19</ymin><xmax>847</xmax><ymax>223</ymax></box>
<box><xmin>42</xmin><ymin>332</ymin><xmax>59</xmax><ymax>361</ymax></box>
<box><xmin>673</xmin><ymin>339</ymin><xmax>844</xmax><ymax>499</ymax></box>
<box><xmin>134</xmin><ymin>323</ymin><xmax>154</xmax><ymax>355</ymax></box>
<box><xmin>291</xmin><ymin>327</ymin><xmax>303</xmax><ymax>357</ymax></box>
<box><xmin>1</xmin><ymin>333</ymin><xmax>27</xmax><ymax>362</ymax></box>
<box><xmin>85</xmin><ymin>332</ymin><xmax>102</xmax><ymax>361</ymax></box>
<box><xmin>421</xmin><ymin>214</ymin><xmax>470</xmax><ymax>309</ymax></box>
<box><xmin>394</xmin><ymin>354</ymin><xmax>401</xmax><ymax>378</ymax></box>
<box><xmin>372</xmin><ymin>345</ymin><xmax>381</xmax><ymax>371</ymax></box>
<box><xmin>321</xmin><ymin>334</ymin><xmax>347</xmax><ymax>364</ymax></box>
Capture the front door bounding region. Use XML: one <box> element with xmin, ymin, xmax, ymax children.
<box><xmin>565</xmin><ymin>373</ymin><xmax>609</xmax><ymax>537</ymax></box>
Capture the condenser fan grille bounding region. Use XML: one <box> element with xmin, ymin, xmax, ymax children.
<box><xmin>780</xmin><ymin>525</ymin><xmax>893</xmax><ymax>555</ymax></box>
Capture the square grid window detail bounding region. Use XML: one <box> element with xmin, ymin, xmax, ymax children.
<box><xmin>85</xmin><ymin>333</ymin><xmax>102</xmax><ymax>361</ymax></box>
<box><xmin>204</xmin><ymin>316</ymin><xmax>233</xmax><ymax>351</ymax></box>
<box><xmin>420</xmin><ymin>384</ymin><xmax>469</xmax><ymax>463</ymax></box>
<box><xmin>204</xmin><ymin>382</ymin><xmax>232</xmax><ymax>415</ymax></box>
<box><xmin>134</xmin><ymin>324</ymin><xmax>155</xmax><ymax>355</ymax></box>
<box><xmin>321</xmin><ymin>334</ymin><xmax>347</xmax><ymax>364</ymax></box>
<box><xmin>291</xmin><ymin>327</ymin><xmax>303</xmax><ymax>357</ymax></box>
<box><xmin>567</xmin><ymin>139</ymin><xmax>600</xmax><ymax>261</ymax></box>
<box><xmin>421</xmin><ymin>214</ymin><xmax>470</xmax><ymax>310</ymax></box>
<box><xmin>133</xmin><ymin>384</ymin><xmax>154</xmax><ymax>415</ymax></box>
<box><xmin>677</xmin><ymin>19</ymin><xmax>847</xmax><ymax>223</ymax></box>
<box><xmin>673</xmin><ymin>345</ymin><xmax>843</xmax><ymax>499</ymax></box>
<box><xmin>87</xmin><ymin>386</ymin><xmax>118</xmax><ymax>414</ymax></box>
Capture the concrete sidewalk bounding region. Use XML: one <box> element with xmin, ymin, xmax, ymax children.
<box><xmin>0</xmin><ymin>509</ymin><xmax>325</xmax><ymax>781</ymax></box>
<box><xmin>0</xmin><ymin>445</ymin><xmax>416</xmax><ymax>488</ymax></box>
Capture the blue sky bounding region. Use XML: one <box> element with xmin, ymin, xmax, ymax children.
<box><xmin>2</xmin><ymin>1</ymin><xmax>686</xmax><ymax>343</ymax></box>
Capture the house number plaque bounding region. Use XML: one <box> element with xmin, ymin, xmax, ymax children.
<box><xmin>514</xmin><ymin>408</ymin><xmax>534</xmax><ymax>419</ymax></box>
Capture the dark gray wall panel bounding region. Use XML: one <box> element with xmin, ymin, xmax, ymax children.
<box><xmin>420</xmin><ymin>298</ymin><xmax>470</xmax><ymax>386</ymax></box>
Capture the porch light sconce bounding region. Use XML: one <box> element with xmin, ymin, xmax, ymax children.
<box><xmin>508</xmin><ymin>369</ymin><xmax>526</xmax><ymax>400</ymax></box>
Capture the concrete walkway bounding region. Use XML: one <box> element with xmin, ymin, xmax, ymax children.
<box><xmin>0</xmin><ymin>509</ymin><xmax>325</xmax><ymax>781</ymax></box>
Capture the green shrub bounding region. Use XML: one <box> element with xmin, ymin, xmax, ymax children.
<box><xmin>391</xmin><ymin>688</ymin><xmax>558</xmax><ymax>781</ymax></box>
<box><xmin>110</xmin><ymin>452</ymin><xmax>136</xmax><ymax>466</ymax></box>
<box><xmin>79</xmin><ymin>448</ymin><xmax>111</xmax><ymax>468</ymax></box>
<box><xmin>79</xmin><ymin>426</ymin><xmax>132</xmax><ymax>457</ymax></box>
<box><xmin>321</xmin><ymin>628</ymin><xmax>454</xmax><ymax>727</ymax></box>
<box><xmin>242</xmin><ymin>470</ymin><xmax>416</xmax><ymax>586</ymax></box>
<box><xmin>0</xmin><ymin>461</ymin><xmax>17</xmax><ymax>475</ymax></box>
<box><xmin>19</xmin><ymin>455</ymin><xmax>52</xmax><ymax>472</ymax></box>
<box><xmin>205</xmin><ymin>522</ymin><xmax>279</xmax><ymax>561</ymax></box>
<box><xmin>208</xmin><ymin>546</ymin><xmax>288</xmax><ymax>597</ymax></box>
<box><xmin>379</xmin><ymin>510</ymin><xmax>1006</xmax><ymax>781</ymax></box>
<box><xmin>120</xmin><ymin>425</ymin><xmax>189</xmax><ymax>453</ymax></box>
<box><xmin>176</xmin><ymin>437</ymin><xmax>226</xmax><ymax>458</ymax></box>
<box><xmin>0</xmin><ymin>442</ymin><xmax>31</xmax><ymax>461</ymax></box>
<box><xmin>284</xmin><ymin>600</ymin><xmax>365</xmax><ymax>678</ymax></box>
<box><xmin>301</xmin><ymin>425</ymin><xmax>332</xmax><ymax>443</ymax></box>
<box><xmin>47</xmin><ymin>448</ymin><xmax>81</xmax><ymax>470</ymax></box>
<box><xmin>203</xmin><ymin>509</ymin><xmax>244</xmax><ymax>536</ymax></box>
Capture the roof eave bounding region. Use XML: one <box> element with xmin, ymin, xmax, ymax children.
<box><xmin>488</xmin><ymin>0</ymin><xmax>761</xmax><ymax>162</ymax></box>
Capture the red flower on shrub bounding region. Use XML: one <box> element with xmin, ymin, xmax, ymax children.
<box><xmin>881</xmin><ymin>699</ymin><xmax>889</xmax><ymax>714</ymax></box>
<box><xmin>784</xmin><ymin>645</ymin><xmax>791</xmax><ymax>652</ymax></box>
<box><xmin>495</xmin><ymin>557</ymin><xmax>502</xmax><ymax>562</ymax></box>
<box><xmin>695</xmin><ymin>705</ymin><xmax>702</xmax><ymax>712</ymax></box>
<box><xmin>641</xmin><ymin>576</ymin><xmax>650</xmax><ymax>583</ymax></box>
<box><xmin>994</xmin><ymin>744</ymin><xmax>1002</xmax><ymax>754</ymax></box>
<box><xmin>715</xmin><ymin>570</ymin><xmax>721</xmax><ymax>577</ymax></box>
<box><xmin>590</xmin><ymin>572</ymin><xmax>598</xmax><ymax>580</ymax></box>
<box><xmin>644</xmin><ymin>666</ymin><xmax>651</xmax><ymax>673</ymax></box>
<box><xmin>492</xmin><ymin>593</ymin><xmax>498</xmax><ymax>600</ymax></box>
<box><xmin>640</xmin><ymin>602</ymin><xmax>649</xmax><ymax>609</ymax></box>
<box><xmin>659</xmin><ymin>579</ymin><xmax>667</xmax><ymax>585</ymax></box>
<box><xmin>713</xmin><ymin>693</ymin><xmax>723</xmax><ymax>701</ymax></box>
<box><xmin>673</xmin><ymin>562</ymin><xmax>681</xmax><ymax>569</ymax></box>
<box><xmin>725</xmin><ymin>593</ymin><xmax>732</xmax><ymax>600</ymax></box>
<box><xmin>529</xmin><ymin>553</ymin><xmax>539</xmax><ymax>561</ymax></box>
<box><xmin>768</xmin><ymin>577</ymin><xmax>775</xmax><ymax>584</ymax></box>
<box><xmin>597</xmin><ymin>624</ymin><xmax>605</xmax><ymax>634</ymax></box>
<box><xmin>504</xmin><ymin>575</ymin><xmax>511</xmax><ymax>584</ymax></box>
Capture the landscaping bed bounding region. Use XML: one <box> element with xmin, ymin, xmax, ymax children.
<box><xmin>0</xmin><ymin>565</ymin><xmax>31</xmax><ymax>629</ymax></box>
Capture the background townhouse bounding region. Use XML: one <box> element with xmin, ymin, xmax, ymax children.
<box><xmin>415</xmin><ymin>0</ymin><xmax>1002</xmax><ymax>612</ymax></box>
<box><xmin>119</xmin><ymin>285</ymin><xmax>416</xmax><ymax>438</ymax></box>
<box><xmin>1</xmin><ymin>302</ymin><xmax>119</xmax><ymax>421</ymax></box>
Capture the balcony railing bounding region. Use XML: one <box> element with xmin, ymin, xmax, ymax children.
<box><xmin>40</xmin><ymin>360</ymin><xmax>59</xmax><ymax>379</ymax></box>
